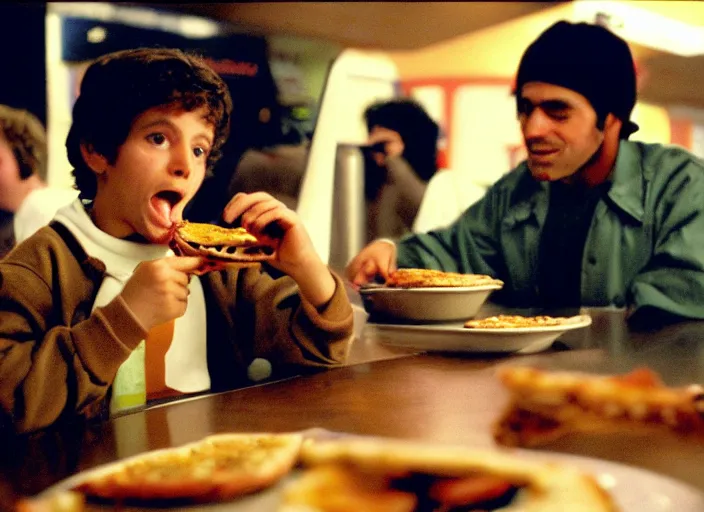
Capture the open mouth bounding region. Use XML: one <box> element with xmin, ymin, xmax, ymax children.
<box><xmin>151</xmin><ymin>190</ymin><xmax>185</xmax><ymax>226</ymax></box>
<box><xmin>155</xmin><ymin>190</ymin><xmax>184</xmax><ymax>208</ymax></box>
<box><xmin>528</xmin><ymin>144</ymin><xmax>560</xmax><ymax>155</ymax></box>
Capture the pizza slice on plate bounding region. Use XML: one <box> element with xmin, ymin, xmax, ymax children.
<box><xmin>464</xmin><ymin>315</ymin><xmax>572</xmax><ymax>329</ymax></box>
<box><xmin>279</xmin><ymin>436</ymin><xmax>617</xmax><ymax>512</ymax></box>
<box><xmin>67</xmin><ymin>432</ymin><xmax>302</xmax><ymax>503</ymax></box>
<box><xmin>493</xmin><ymin>366</ymin><xmax>704</xmax><ymax>448</ymax></box>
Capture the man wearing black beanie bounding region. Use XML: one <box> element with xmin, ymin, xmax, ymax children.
<box><xmin>348</xmin><ymin>21</ymin><xmax>704</xmax><ymax>323</ymax></box>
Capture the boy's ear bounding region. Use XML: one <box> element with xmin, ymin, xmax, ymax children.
<box><xmin>80</xmin><ymin>143</ymin><xmax>109</xmax><ymax>174</ymax></box>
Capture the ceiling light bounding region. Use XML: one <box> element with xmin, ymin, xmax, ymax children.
<box><xmin>573</xmin><ymin>0</ymin><xmax>704</xmax><ymax>57</ymax></box>
<box><xmin>48</xmin><ymin>2</ymin><xmax>222</xmax><ymax>39</ymax></box>
<box><xmin>86</xmin><ymin>26</ymin><xmax>107</xmax><ymax>44</ymax></box>
<box><xmin>178</xmin><ymin>17</ymin><xmax>221</xmax><ymax>38</ymax></box>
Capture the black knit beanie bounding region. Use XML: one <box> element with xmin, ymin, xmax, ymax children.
<box><xmin>515</xmin><ymin>21</ymin><xmax>639</xmax><ymax>138</ymax></box>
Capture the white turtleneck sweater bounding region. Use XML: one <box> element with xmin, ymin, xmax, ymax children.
<box><xmin>53</xmin><ymin>200</ymin><xmax>210</xmax><ymax>413</ymax></box>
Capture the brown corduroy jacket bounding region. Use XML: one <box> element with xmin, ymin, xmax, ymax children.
<box><xmin>0</xmin><ymin>223</ymin><xmax>353</xmax><ymax>434</ymax></box>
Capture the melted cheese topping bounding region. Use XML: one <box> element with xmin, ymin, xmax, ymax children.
<box><xmin>386</xmin><ymin>269</ymin><xmax>503</xmax><ymax>288</ymax></box>
<box><xmin>176</xmin><ymin>222</ymin><xmax>259</xmax><ymax>246</ymax></box>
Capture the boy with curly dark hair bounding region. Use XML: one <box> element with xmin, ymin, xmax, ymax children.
<box><xmin>0</xmin><ymin>48</ymin><xmax>353</xmax><ymax>434</ymax></box>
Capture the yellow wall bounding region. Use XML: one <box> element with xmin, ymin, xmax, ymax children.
<box><xmin>631</xmin><ymin>102</ymin><xmax>671</xmax><ymax>144</ymax></box>
<box><xmin>388</xmin><ymin>4</ymin><xmax>573</xmax><ymax>79</ymax></box>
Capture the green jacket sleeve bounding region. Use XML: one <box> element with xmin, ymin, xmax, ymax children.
<box><xmin>629</xmin><ymin>158</ymin><xmax>704</xmax><ymax>319</ymax></box>
<box><xmin>395</xmin><ymin>180</ymin><xmax>510</xmax><ymax>279</ymax></box>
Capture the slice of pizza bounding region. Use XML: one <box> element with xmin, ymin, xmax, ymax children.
<box><xmin>493</xmin><ymin>366</ymin><xmax>704</xmax><ymax>448</ymax></box>
<box><xmin>170</xmin><ymin>221</ymin><xmax>276</xmax><ymax>269</ymax></box>
<box><xmin>279</xmin><ymin>437</ymin><xmax>617</xmax><ymax>512</ymax></box>
<box><xmin>72</xmin><ymin>432</ymin><xmax>302</xmax><ymax>503</ymax></box>
<box><xmin>385</xmin><ymin>268</ymin><xmax>503</xmax><ymax>289</ymax></box>
<box><xmin>464</xmin><ymin>315</ymin><xmax>571</xmax><ymax>329</ymax></box>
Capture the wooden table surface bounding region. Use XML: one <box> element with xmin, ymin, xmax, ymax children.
<box><xmin>1</xmin><ymin>306</ymin><xmax>704</xmax><ymax>509</ymax></box>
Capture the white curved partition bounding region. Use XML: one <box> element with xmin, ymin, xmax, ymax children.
<box><xmin>297</xmin><ymin>49</ymin><xmax>399</xmax><ymax>264</ymax></box>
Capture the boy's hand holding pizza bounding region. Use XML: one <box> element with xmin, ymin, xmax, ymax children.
<box><xmin>119</xmin><ymin>256</ymin><xmax>204</xmax><ymax>331</ymax></box>
<box><xmin>223</xmin><ymin>191</ymin><xmax>336</xmax><ymax>308</ymax></box>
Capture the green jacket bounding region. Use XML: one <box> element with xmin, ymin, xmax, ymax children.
<box><xmin>396</xmin><ymin>141</ymin><xmax>704</xmax><ymax>318</ymax></box>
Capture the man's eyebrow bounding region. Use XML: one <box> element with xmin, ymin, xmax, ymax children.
<box><xmin>538</xmin><ymin>100</ymin><xmax>572</xmax><ymax>110</ymax></box>
<box><xmin>518</xmin><ymin>98</ymin><xmax>573</xmax><ymax>110</ymax></box>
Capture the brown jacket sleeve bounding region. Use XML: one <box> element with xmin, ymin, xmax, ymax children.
<box><xmin>205</xmin><ymin>265</ymin><xmax>354</xmax><ymax>375</ymax></box>
<box><xmin>0</xmin><ymin>234</ymin><xmax>146</xmax><ymax>434</ymax></box>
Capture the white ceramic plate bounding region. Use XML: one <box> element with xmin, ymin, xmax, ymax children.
<box><xmin>366</xmin><ymin>314</ymin><xmax>592</xmax><ymax>353</ymax></box>
<box><xmin>523</xmin><ymin>450</ymin><xmax>704</xmax><ymax>512</ymax></box>
<box><xmin>359</xmin><ymin>284</ymin><xmax>503</xmax><ymax>321</ymax></box>
<box><xmin>38</xmin><ymin>434</ymin><xmax>704</xmax><ymax>512</ymax></box>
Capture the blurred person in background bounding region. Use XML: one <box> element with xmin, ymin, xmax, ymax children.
<box><xmin>0</xmin><ymin>105</ymin><xmax>77</xmax><ymax>258</ymax></box>
<box><xmin>362</xmin><ymin>98</ymin><xmax>439</xmax><ymax>241</ymax></box>
<box><xmin>228</xmin><ymin>143</ymin><xmax>308</xmax><ymax>211</ymax></box>
<box><xmin>226</xmin><ymin>100</ymin><xmax>317</xmax><ymax>213</ymax></box>
<box><xmin>347</xmin><ymin>21</ymin><xmax>704</xmax><ymax>324</ymax></box>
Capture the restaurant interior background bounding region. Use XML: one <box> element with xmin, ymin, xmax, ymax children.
<box><xmin>2</xmin><ymin>1</ymin><xmax>704</xmax><ymax>270</ymax></box>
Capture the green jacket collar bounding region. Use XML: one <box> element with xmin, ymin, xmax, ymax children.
<box><xmin>606</xmin><ymin>140</ymin><xmax>645</xmax><ymax>224</ymax></box>
<box><xmin>502</xmin><ymin>168</ymin><xmax>546</xmax><ymax>229</ymax></box>
<box><xmin>506</xmin><ymin>140</ymin><xmax>645</xmax><ymax>228</ymax></box>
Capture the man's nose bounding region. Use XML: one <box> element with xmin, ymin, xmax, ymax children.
<box><xmin>521</xmin><ymin>109</ymin><xmax>551</xmax><ymax>140</ymax></box>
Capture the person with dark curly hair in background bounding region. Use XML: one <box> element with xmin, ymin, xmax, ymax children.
<box><xmin>362</xmin><ymin>98</ymin><xmax>440</xmax><ymax>241</ymax></box>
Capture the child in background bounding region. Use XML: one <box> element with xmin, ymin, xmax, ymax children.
<box><xmin>0</xmin><ymin>105</ymin><xmax>77</xmax><ymax>258</ymax></box>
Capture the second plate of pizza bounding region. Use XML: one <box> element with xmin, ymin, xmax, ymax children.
<box><xmin>359</xmin><ymin>269</ymin><xmax>504</xmax><ymax>322</ymax></box>
<box><xmin>366</xmin><ymin>314</ymin><xmax>592</xmax><ymax>354</ymax></box>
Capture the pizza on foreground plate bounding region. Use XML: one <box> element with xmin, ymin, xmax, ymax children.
<box><xmin>464</xmin><ymin>315</ymin><xmax>573</xmax><ymax>329</ymax></box>
<box><xmin>170</xmin><ymin>221</ymin><xmax>276</xmax><ymax>269</ymax></box>
<box><xmin>494</xmin><ymin>366</ymin><xmax>704</xmax><ymax>448</ymax></box>
<box><xmin>385</xmin><ymin>269</ymin><xmax>504</xmax><ymax>289</ymax></box>
<box><xmin>17</xmin><ymin>431</ymin><xmax>621</xmax><ymax>511</ymax></box>
<box><xmin>47</xmin><ymin>432</ymin><xmax>300</xmax><ymax>507</ymax></box>
<box><xmin>280</xmin><ymin>436</ymin><xmax>616</xmax><ymax>512</ymax></box>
